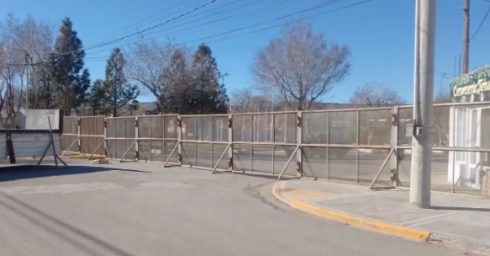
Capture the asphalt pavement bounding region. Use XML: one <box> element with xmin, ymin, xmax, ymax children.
<box><xmin>0</xmin><ymin>160</ymin><xmax>465</xmax><ymax>256</ymax></box>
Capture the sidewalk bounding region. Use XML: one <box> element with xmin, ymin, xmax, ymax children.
<box><xmin>273</xmin><ymin>180</ymin><xmax>490</xmax><ymax>255</ymax></box>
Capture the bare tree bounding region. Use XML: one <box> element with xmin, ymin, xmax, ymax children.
<box><xmin>0</xmin><ymin>42</ymin><xmax>22</xmax><ymax>127</ymax></box>
<box><xmin>252</xmin><ymin>21</ymin><xmax>350</xmax><ymax>110</ymax></box>
<box><xmin>0</xmin><ymin>13</ymin><xmax>54</xmax><ymax>116</ymax></box>
<box><xmin>350</xmin><ymin>81</ymin><xmax>405</xmax><ymax>107</ymax></box>
<box><xmin>231</xmin><ymin>87</ymin><xmax>273</xmax><ymax>112</ymax></box>
<box><xmin>125</xmin><ymin>40</ymin><xmax>182</xmax><ymax>112</ymax></box>
<box><xmin>350</xmin><ymin>82</ymin><xmax>405</xmax><ymax>145</ymax></box>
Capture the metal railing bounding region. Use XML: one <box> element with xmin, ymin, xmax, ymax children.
<box><xmin>60</xmin><ymin>102</ymin><xmax>490</xmax><ymax>195</ymax></box>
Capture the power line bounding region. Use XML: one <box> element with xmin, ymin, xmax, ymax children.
<box><xmin>84</xmin><ymin>0</ymin><xmax>220</xmax><ymax>51</ymax></box>
<box><xmin>181</xmin><ymin>0</ymin><xmax>348</xmax><ymax>44</ymax></box>
<box><xmin>55</xmin><ymin>0</ymin><xmax>221</xmax><ymax>57</ymax></box>
<box><xmin>86</xmin><ymin>0</ymin><xmax>192</xmax><ymax>48</ymax></box>
<box><xmin>470</xmin><ymin>4</ymin><xmax>490</xmax><ymax>40</ymax></box>
<box><xmin>118</xmin><ymin>0</ymin><xmax>266</xmax><ymax>43</ymax></box>
<box><xmin>84</xmin><ymin>0</ymin><xmax>284</xmax><ymax>56</ymax></box>
<box><xmin>85</xmin><ymin>0</ymin><xmax>346</xmax><ymax>58</ymax></box>
<box><xmin>87</xmin><ymin>0</ymin><xmax>250</xmax><ymax>49</ymax></box>
<box><xmin>84</xmin><ymin>0</ymin><xmax>347</xmax><ymax>60</ymax></box>
<box><xmin>201</xmin><ymin>0</ymin><xmax>372</xmax><ymax>44</ymax></box>
<box><xmin>85</xmin><ymin>0</ymin><xmax>371</xmax><ymax>61</ymax></box>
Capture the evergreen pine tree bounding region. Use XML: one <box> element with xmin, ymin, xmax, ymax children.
<box><xmin>104</xmin><ymin>48</ymin><xmax>139</xmax><ymax>117</ymax></box>
<box><xmin>161</xmin><ymin>49</ymin><xmax>193</xmax><ymax>114</ymax></box>
<box><xmin>191</xmin><ymin>44</ymin><xmax>228</xmax><ymax>114</ymax></box>
<box><xmin>86</xmin><ymin>79</ymin><xmax>108</xmax><ymax>115</ymax></box>
<box><xmin>49</xmin><ymin>18</ymin><xmax>90</xmax><ymax>115</ymax></box>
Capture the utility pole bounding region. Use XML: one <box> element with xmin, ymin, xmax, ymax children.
<box><xmin>463</xmin><ymin>0</ymin><xmax>469</xmax><ymax>74</ymax></box>
<box><xmin>24</xmin><ymin>52</ymin><xmax>31</xmax><ymax>110</ymax></box>
<box><xmin>410</xmin><ymin>0</ymin><xmax>437</xmax><ymax>208</ymax></box>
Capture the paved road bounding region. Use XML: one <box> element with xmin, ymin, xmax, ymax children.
<box><xmin>0</xmin><ymin>161</ymin><xmax>462</xmax><ymax>256</ymax></box>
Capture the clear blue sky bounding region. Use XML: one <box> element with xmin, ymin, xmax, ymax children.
<box><xmin>2</xmin><ymin>0</ymin><xmax>490</xmax><ymax>103</ymax></box>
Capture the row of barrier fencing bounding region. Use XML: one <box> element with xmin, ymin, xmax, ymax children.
<box><xmin>61</xmin><ymin>102</ymin><xmax>490</xmax><ymax>196</ymax></box>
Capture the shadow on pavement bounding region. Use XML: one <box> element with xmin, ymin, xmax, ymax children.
<box><xmin>431</xmin><ymin>206</ymin><xmax>490</xmax><ymax>212</ymax></box>
<box><xmin>0</xmin><ymin>165</ymin><xmax>150</xmax><ymax>183</ymax></box>
<box><xmin>0</xmin><ymin>192</ymin><xmax>136</xmax><ymax>256</ymax></box>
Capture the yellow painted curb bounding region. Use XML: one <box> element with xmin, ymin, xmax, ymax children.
<box><xmin>69</xmin><ymin>155</ymin><xmax>105</xmax><ymax>160</ymax></box>
<box><xmin>272</xmin><ymin>182</ymin><xmax>430</xmax><ymax>242</ymax></box>
<box><xmin>272</xmin><ymin>183</ymin><xmax>281</xmax><ymax>197</ymax></box>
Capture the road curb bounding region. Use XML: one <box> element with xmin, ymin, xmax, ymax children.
<box><xmin>271</xmin><ymin>182</ymin><xmax>430</xmax><ymax>242</ymax></box>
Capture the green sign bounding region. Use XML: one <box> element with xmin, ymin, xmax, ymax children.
<box><xmin>450</xmin><ymin>65</ymin><xmax>490</xmax><ymax>102</ymax></box>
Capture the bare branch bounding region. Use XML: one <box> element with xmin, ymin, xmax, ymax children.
<box><xmin>252</xmin><ymin>20</ymin><xmax>350</xmax><ymax>110</ymax></box>
<box><xmin>231</xmin><ymin>87</ymin><xmax>274</xmax><ymax>112</ymax></box>
<box><xmin>125</xmin><ymin>39</ymin><xmax>192</xmax><ymax>111</ymax></box>
<box><xmin>350</xmin><ymin>81</ymin><xmax>406</xmax><ymax>107</ymax></box>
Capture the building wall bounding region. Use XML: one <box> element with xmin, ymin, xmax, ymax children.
<box><xmin>11</xmin><ymin>133</ymin><xmax>61</xmax><ymax>158</ymax></box>
<box><xmin>17</xmin><ymin>109</ymin><xmax>61</xmax><ymax>130</ymax></box>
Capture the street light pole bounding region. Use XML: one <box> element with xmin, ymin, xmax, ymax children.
<box><xmin>222</xmin><ymin>72</ymin><xmax>230</xmax><ymax>112</ymax></box>
<box><xmin>221</xmin><ymin>72</ymin><xmax>229</xmax><ymax>85</ymax></box>
<box><xmin>410</xmin><ymin>0</ymin><xmax>437</xmax><ymax>208</ymax></box>
<box><xmin>13</xmin><ymin>49</ymin><xmax>31</xmax><ymax>110</ymax></box>
<box><xmin>25</xmin><ymin>53</ymin><xmax>31</xmax><ymax>110</ymax></box>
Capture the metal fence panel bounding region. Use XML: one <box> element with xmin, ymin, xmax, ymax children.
<box><xmin>359</xmin><ymin>110</ymin><xmax>391</xmax><ymax>146</ymax></box>
<box><xmin>274</xmin><ymin>113</ymin><xmax>296</xmax><ymax>143</ymax></box>
<box><xmin>79</xmin><ymin>116</ymin><xmax>105</xmax><ymax>155</ymax></box>
<box><xmin>196</xmin><ymin>116</ymin><xmax>213</xmax><ymax>141</ymax></box>
<box><xmin>212</xmin><ymin>116</ymin><xmax>228</xmax><ymax>142</ymax></box>
<box><xmin>303</xmin><ymin>112</ymin><xmax>328</xmax><ymax>144</ymax></box>
<box><xmin>328</xmin><ymin>148</ymin><xmax>358</xmax><ymax>182</ymax></box>
<box><xmin>62</xmin><ymin>102</ymin><xmax>490</xmax><ymax>196</ymax></box>
<box><xmin>212</xmin><ymin>143</ymin><xmax>229</xmax><ymax>170</ymax></box>
<box><xmin>63</xmin><ymin>117</ymin><xmax>78</xmax><ymax>134</ymax></box>
<box><xmin>303</xmin><ymin>147</ymin><xmax>327</xmax><ymax>179</ymax></box>
<box><xmin>182</xmin><ymin>142</ymin><xmax>196</xmax><ymax>166</ymax></box>
<box><xmin>328</xmin><ymin>111</ymin><xmax>357</xmax><ymax>144</ymax></box>
<box><xmin>232</xmin><ymin>114</ymin><xmax>252</xmax><ymax>142</ymax></box>
<box><xmin>61</xmin><ymin>135</ymin><xmax>78</xmax><ymax>152</ymax></box>
<box><xmin>182</xmin><ymin>117</ymin><xmax>196</xmax><ymax>140</ymax></box>
<box><xmin>252</xmin><ymin>145</ymin><xmax>273</xmax><ymax>174</ymax></box>
<box><xmin>359</xmin><ymin>148</ymin><xmax>392</xmax><ymax>186</ymax></box>
<box><xmin>61</xmin><ymin>117</ymin><xmax>78</xmax><ymax>152</ymax></box>
<box><xmin>164</xmin><ymin>115</ymin><xmax>178</xmax><ymax>139</ymax></box>
<box><xmin>273</xmin><ymin>145</ymin><xmax>296</xmax><ymax>176</ymax></box>
<box><xmin>233</xmin><ymin>144</ymin><xmax>252</xmax><ymax>172</ymax></box>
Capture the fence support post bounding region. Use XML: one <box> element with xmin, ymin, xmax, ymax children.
<box><xmin>77</xmin><ymin>117</ymin><xmax>81</xmax><ymax>153</ymax></box>
<box><xmin>391</xmin><ymin>106</ymin><xmax>399</xmax><ymax>186</ymax></box>
<box><xmin>135</xmin><ymin>116</ymin><xmax>139</xmax><ymax>160</ymax></box>
<box><xmin>272</xmin><ymin>113</ymin><xmax>275</xmax><ymax>174</ymax></box>
<box><xmin>228</xmin><ymin>114</ymin><xmax>233</xmax><ymax>171</ymax></box>
<box><xmin>103</xmin><ymin>117</ymin><xmax>107</xmax><ymax>158</ymax></box>
<box><xmin>356</xmin><ymin>110</ymin><xmax>360</xmax><ymax>183</ymax></box>
<box><xmin>296</xmin><ymin>111</ymin><xmax>302</xmax><ymax>177</ymax></box>
<box><xmin>177</xmin><ymin>115</ymin><xmax>182</xmax><ymax>165</ymax></box>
